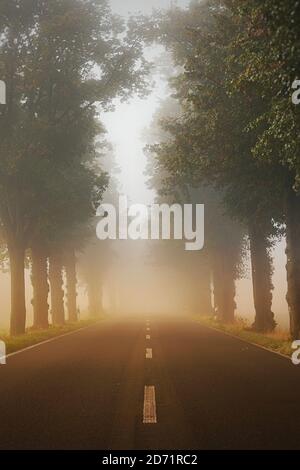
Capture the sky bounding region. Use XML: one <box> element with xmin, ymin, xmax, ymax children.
<box><xmin>109</xmin><ymin>0</ymin><xmax>189</xmax><ymax>16</ymax></box>
<box><xmin>103</xmin><ymin>0</ymin><xmax>190</xmax><ymax>204</ymax></box>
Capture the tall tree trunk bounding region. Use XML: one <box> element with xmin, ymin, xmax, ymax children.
<box><xmin>65</xmin><ymin>248</ymin><xmax>77</xmax><ymax>322</ymax></box>
<box><xmin>285</xmin><ymin>188</ymin><xmax>300</xmax><ymax>340</ymax></box>
<box><xmin>212</xmin><ymin>251</ymin><xmax>236</xmax><ymax>323</ymax></box>
<box><xmin>49</xmin><ymin>252</ymin><xmax>65</xmax><ymax>326</ymax></box>
<box><xmin>87</xmin><ymin>279</ymin><xmax>103</xmax><ymax>317</ymax></box>
<box><xmin>249</xmin><ymin>226</ymin><xmax>276</xmax><ymax>333</ymax></box>
<box><xmin>31</xmin><ymin>244</ymin><xmax>49</xmax><ymax>329</ymax></box>
<box><xmin>9</xmin><ymin>242</ymin><xmax>26</xmax><ymax>336</ymax></box>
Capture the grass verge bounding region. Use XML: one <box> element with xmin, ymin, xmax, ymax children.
<box><xmin>195</xmin><ymin>316</ymin><xmax>293</xmax><ymax>357</ymax></box>
<box><xmin>0</xmin><ymin>318</ymin><xmax>102</xmax><ymax>355</ymax></box>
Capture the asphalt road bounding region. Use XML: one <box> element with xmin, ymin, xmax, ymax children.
<box><xmin>0</xmin><ymin>315</ymin><xmax>299</xmax><ymax>450</ymax></box>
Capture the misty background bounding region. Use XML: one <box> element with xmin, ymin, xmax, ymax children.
<box><xmin>0</xmin><ymin>0</ymin><xmax>288</xmax><ymax>330</ymax></box>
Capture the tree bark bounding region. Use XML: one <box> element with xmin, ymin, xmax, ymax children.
<box><xmin>8</xmin><ymin>243</ymin><xmax>26</xmax><ymax>336</ymax></box>
<box><xmin>9</xmin><ymin>242</ymin><xmax>26</xmax><ymax>336</ymax></box>
<box><xmin>249</xmin><ymin>226</ymin><xmax>276</xmax><ymax>333</ymax></box>
<box><xmin>285</xmin><ymin>188</ymin><xmax>300</xmax><ymax>339</ymax></box>
<box><xmin>31</xmin><ymin>244</ymin><xmax>49</xmax><ymax>329</ymax></box>
<box><xmin>212</xmin><ymin>251</ymin><xmax>236</xmax><ymax>323</ymax></box>
<box><xmin>49</xmin><ymin>252</ymin><xmax>65</xmax><ymax>326</ymax></box>
<box><xmin>65</xmin><ymin>248</ymin><xmax>78</xmax><ymax>322</ymax></box>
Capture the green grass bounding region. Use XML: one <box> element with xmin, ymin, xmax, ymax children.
<box><xmin>0</xmin><ymin>318</ymin><xmax>102</xmax><ymax>355</ymax></box>
<box><xmin>195</xmin><ymin>315</ymin><xmax>293</xmax><ymax>357</ymax></box>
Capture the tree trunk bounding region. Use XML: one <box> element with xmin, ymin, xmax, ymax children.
<box><xmin>87</xmin><ymin>279</ymin><xmax>103</xmax><ymax>317</ymax></box>
<box><xmin>31</xmin><ymin>244</ymin><xmax>49</xmax><ymax>329</ymax></box>
<box><xmin>212</xmin><ymin>251</ymin><xmax>236</xmax><ymax>323</ymax></box>
<box><xmin>9</xmin><ymin>242</ymin><xmax>26</xmax><ymax>336</ymax></box>
<box><xmin>249</xmin><ymin>226</ymin><xmax>276</xmax><ymax>333</ymax></box>
<box><xmin>285</xmin><ymin>188</ymin><xmax>300</xmax><ymax>340</ymax></box>
<box><xmin>65</xmin><ymin>248</ymin><xmax>78</xmax><ymax>322</ymax></box>
<box><xmin>49</xmin><ymin>252</ymin><xmax>65</xmax><ymax>326</ymax></box>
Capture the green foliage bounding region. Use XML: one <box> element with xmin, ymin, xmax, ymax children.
<box><xmin>0</xmin><ymin>0</ymin><xmax>150</xmax><ymax>333</ymax></box>
<box><xmin>141</xmin><ymin>0</ymin><xmax>299</xmax><ymax>242</ymax></box>
<box><xmin>0</xmin><ymin>0</ymin><xmax>149</xmax><ymax>249</ymax></box>
<box><xmin>229</xmin><ymin>0</ymin><xmax>300</xmax><ymax>188</ymax></box>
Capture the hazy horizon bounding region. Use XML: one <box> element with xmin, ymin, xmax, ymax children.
<box><xmin>0</xmin><ymin>0</ymin><xmax>290</xmax><ymax>331</ymax></box>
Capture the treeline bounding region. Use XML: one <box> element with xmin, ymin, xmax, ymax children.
<box><xmin>139</xmin><ymin>0</ymin><xmax>300</xmax><ymax>337</ymax></box>
<box><xmin>0</xmin><ymin>0</ymin><xmax>147</xmax><ymax>336</ymax></box>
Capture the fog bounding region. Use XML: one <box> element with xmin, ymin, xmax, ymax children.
<box><xmin>102</xmin><ymin>0</ymin><xmax>289</xmax><ymax>328</ymax></box>
<box><xmin>0</xmin><ymin>0</ymin><xmax>289</xmax><ymax>332</ymax></box>
<box><xmin>109</xmin><ymin>0</ymin><xmax>189</xmax><ymax>16</ymax></box>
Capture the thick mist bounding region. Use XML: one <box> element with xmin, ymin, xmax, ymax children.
<box><xmin>0</xmin><ymin>0</ymin><xmax>289</xmax><ymax>332</ymax></box>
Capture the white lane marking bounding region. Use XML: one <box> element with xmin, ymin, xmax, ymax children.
<box><xmin>146</xmin><ymin>327</ymin><xmax>150</xmax><ymax>332</ymax></box>
<box><xmin>197</xmin><ymin>321</ymin><xmax>290</xmax><ymax>361</ymax></box>
<box><xmin>143</xmin><ymin>386</ymin><xmax>157</xmax><ymax>424</ymax></box>
<box><xmin>146</xmin><ymin>335</ymin><xmax>151</xmax><ymax>340</ymax></box>
<box><xmin>146</xmin><ymin>348</ymin><xmax>153</xmax><ymax>359</ymax></box>
<box><xmin>4</xmin><ymin>322</ymin><xmax>102</xmax><ymax>359</ymax></box>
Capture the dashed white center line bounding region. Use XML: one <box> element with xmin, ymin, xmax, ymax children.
<box><xmin>143</xmin><ymin>386</ymin><xmax>157</xmax><ymax>424</ymax></box>
<box><xmin>146</xmin><ymin>348</ymin><xmax>153</xmax><ymax>359</ymax></box>
<box><xmin>143</xmin><ymin>321</ymin><xmax>156</xmax><ymax>423</ymax></box>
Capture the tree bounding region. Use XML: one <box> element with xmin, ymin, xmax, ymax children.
<box><xmin>227</xmin><ymin>0</ymin><xmax>300</xmax><ymax>337</ymax></box>
<box><xmin>145</xmin><ymin>97</ymin><xmax>243</xmax><ymax>322</ymax></box>
<box><xmin>31</xmin><ymin>243</ymin><xmax>49</xmax><ymax>329</ymax></box>
<box><xmin>77</xmin><ymin>146</ymin><xmax>120</xmax><ymax>319</ymax></box>
<box><xmin>141</xmin><ymin>0</ymin><xmax>285</xmax><ymax>330</ymax></box>
<box><xmin>0</xmin><ymin>0</ymin><xmax>149</xmax><ymax>334</ymax></box>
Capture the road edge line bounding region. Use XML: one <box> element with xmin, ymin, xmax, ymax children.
<box><xmin>5</xmin><ymin>322</ymin><xmax>102</xmax><ymax>359</ymax></box>
<box><xmin>196</xmin><ymin>321</ymin><xmax>291</xmax><ymax>362</ymax></box>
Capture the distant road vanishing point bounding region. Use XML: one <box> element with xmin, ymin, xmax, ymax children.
<box><xmin>0</xmin><ymin>315</ymin><xmax>299</xmax><ymax>450</ymax></box>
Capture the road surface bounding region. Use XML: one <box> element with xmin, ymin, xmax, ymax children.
<box><xmin>0</xmin><ymin>315</ymin><xmax>299</xmax><ymax>450</ymax></box>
